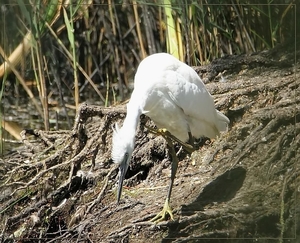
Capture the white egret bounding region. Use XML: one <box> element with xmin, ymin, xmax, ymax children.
<box><xmin>112</xmin><ymin>53</ymin><xmax>229</xmax><ymax>222</ymax></box>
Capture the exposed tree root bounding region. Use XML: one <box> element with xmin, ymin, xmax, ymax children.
<box><xmin>1</xmin><ymin>45</ymin><xmax>299</xmax><ymax>242</ymax></box>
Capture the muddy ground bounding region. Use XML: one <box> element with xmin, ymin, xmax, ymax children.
<box><xmin>0</xmin><ymin>42</ymin><xmax>299</xmax><ymax>243</ymax></box>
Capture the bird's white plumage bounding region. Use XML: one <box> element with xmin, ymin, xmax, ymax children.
<box><xmin>112</xmin><ymin>124</ymin><xmax>131</xmax><ymax>164</ymax></box>
<box><xmin>128</xmin><ymin>53</ymin><xmax>229</xmax><ymax>142</ymax></box>
<box><xmin>111</xmin><ymin>53</ymin><xmax>229</xmax><ymax>203</ymax></box>
<box><xmin>112</xmin><ymin>53</ymin><xmax>230</xmax><ymax>164</ymax></box>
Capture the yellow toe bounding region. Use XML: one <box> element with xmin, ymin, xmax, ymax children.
<box><xmin>150</xmin><ymin>198</ymin><xmax>174</xmax><ymax>223</ymax></box>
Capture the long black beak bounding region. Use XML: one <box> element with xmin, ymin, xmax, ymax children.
<box><xmin>117</xmin><ymin>161</ymin><xmax>129</xmax><ymax>204</ymax></box>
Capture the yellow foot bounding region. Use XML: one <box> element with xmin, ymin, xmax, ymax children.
<box><xmin>150</xmin><ymin>199</ymin><xmax>174</xmax><ymax>223</ymax></box>
<box><xmin>157</xmin><ymin>128</ymin><xmax>168</xmax><ymax>134</ymax></box>
<box><xmin>158</xmin><ymin>129</ymin><xmax>194</xmax><ymax>154</ymax></box>
<box><xmin>144</xmin><ymin>126</ymin><xmax>166</xmax><ymax>137</ymax></box>
<box><xmin>145</xmin><ymin>126</ymin><xmax>195</xmax><ymax>154</ymax></box>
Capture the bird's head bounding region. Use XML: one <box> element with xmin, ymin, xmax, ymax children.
<box><xmin>112</xmin><ymin>123</ymin><xmax>135</xmax><ymax>203</ymax></box>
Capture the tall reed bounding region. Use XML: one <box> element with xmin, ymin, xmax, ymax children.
<box><xmin>0</xmin><ymin>0</ymin><xmax>296</xmax><ymax>140</ymax></box>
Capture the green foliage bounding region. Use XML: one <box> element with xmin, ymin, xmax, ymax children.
<box><xmin>0</xmin><ymin>0</ymin><xmax>296</xmax><ymax>136</ymax></box>
<box><xmin>0</xmin><ymin>71</ymin><xmax>7</xmax><ymax>155</ymax></box>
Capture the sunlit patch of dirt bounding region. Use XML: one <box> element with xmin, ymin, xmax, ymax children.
<box><xmin>1</xmin><ymin>46</ymin><xmax>300</xmax><ymax>242</ymax></box>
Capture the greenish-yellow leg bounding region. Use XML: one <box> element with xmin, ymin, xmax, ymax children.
<box><xmin>145</xmin><ymin>126</ymin><xmax>195</xmax><ymax>154</ymax></box>
<box><xmin>144</xmin><ymin>126</ymin><xmax>196</xmax><ymax>222</ymax></box>
<box><xmin>150</xmin><ymin>136</ymin><xmax>178</xmax><ymax>223</ymax></box>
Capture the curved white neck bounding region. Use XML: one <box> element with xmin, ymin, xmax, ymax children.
<box><xmin>122</xmin><ymin>100</ymin><xmax>142</xmax><ymax>136</ymax></box>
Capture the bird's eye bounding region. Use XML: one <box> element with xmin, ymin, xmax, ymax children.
<box><xmin>124</xmin><ymin>152</ymin><xmax>129</xmax><ymax>160</ymax></box>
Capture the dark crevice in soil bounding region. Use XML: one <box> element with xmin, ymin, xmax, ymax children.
<box><xmin>1</xmin><ymin>44</ymin><xmax>300</xmax><ymax>242</ymax></box>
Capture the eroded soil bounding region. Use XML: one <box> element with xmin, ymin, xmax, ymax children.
<box><xmin>1</xmin><ymin>44</ymin><xmax>299</xmax><ymax>242</ymax></box>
